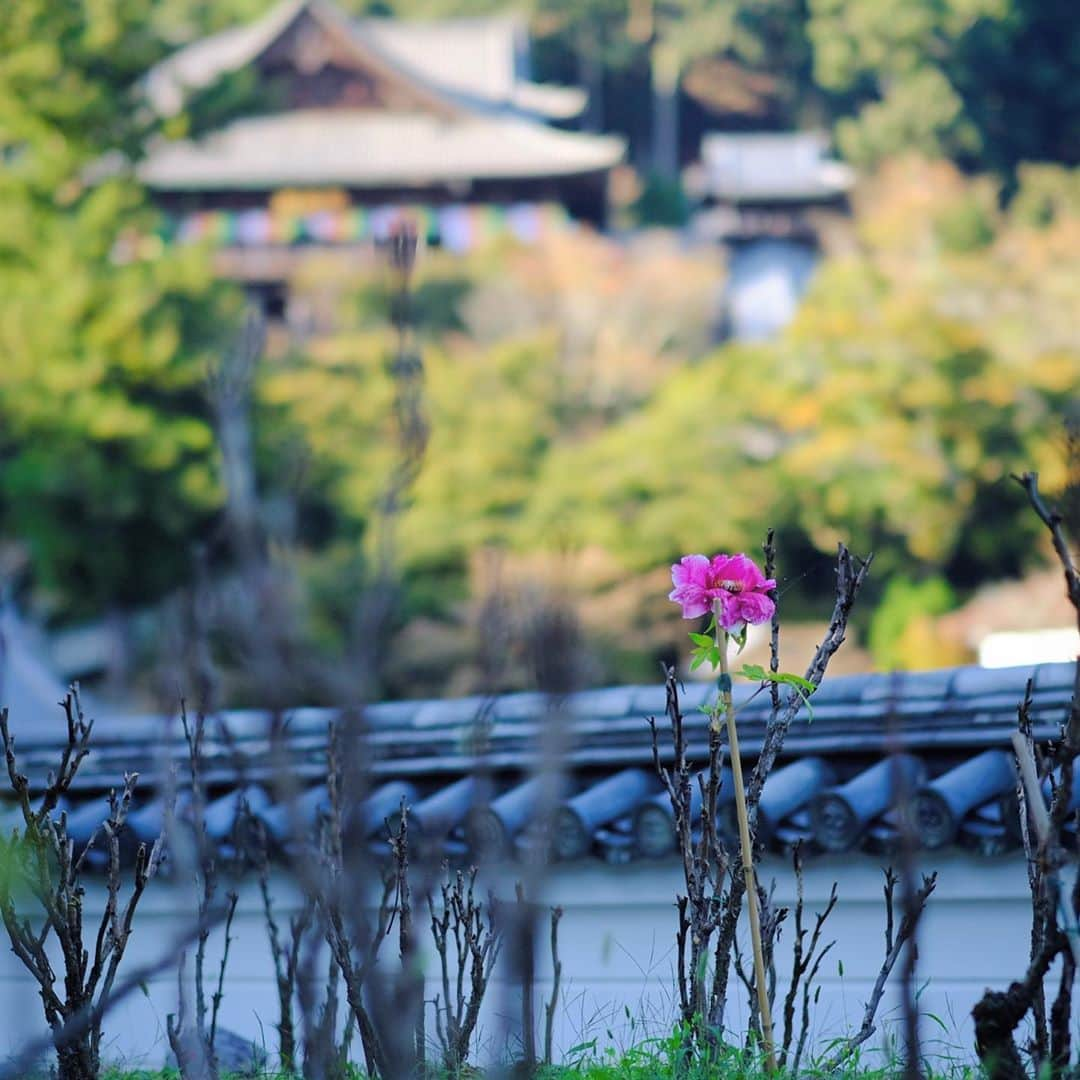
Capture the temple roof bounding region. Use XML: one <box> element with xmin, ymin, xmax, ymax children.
<box><xmin>358</xmin><ymin>16</ymin><xmax>585</xmax><ymax>120</ymax></box>
<box><xmin>701</xmin><ymin>132</ymin><xmax>854</xmax><ymax>203</ymax></box>
<box><xmin>140</xmin><ymin>0</ymin><xmax>620</xmax><ymax>193</ymax></box>
<box><xmin>145</xmin><ymin>0</ymin><xmax>584</xmax><ymax>122</ymax></box>
<box><xmin>138</xmin><ymin>109</ymin><xmax>624</xmax><ymax>191</ymax></box>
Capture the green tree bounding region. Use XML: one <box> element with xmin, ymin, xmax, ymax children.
<box><xmin>0</xmin><ymin>1</ymin><xmax>235</xmax><ymax>615</ymax></box>
<box><xmin>251</xmin><ymin>171</ymin><xmax>1078</xmax><ymax>684</ymax></box>
<box><xmin>531</xmin><ymin>0</ymin><xmax>820</xmax><ymax>177</ymax></box>
<box><xmin>642</xmin><ymin>0</ymin><xmax>819</xmax><ymax>175</ymax></box>
<box><xmin>951</xmin><ymin>0</ymin><xmax>1080</xmax><ymax>176</ymax></box>
<box><xmin>868</xmin><ymin>575</ymin><xmax>959</xmax><ymax>669</ymax></box>
<box><xmin>809</xmin><ymin>0</ymin><xmax>1080</xmax><ymax>173</ymax></box>
<box><xmin>520</xmin><ymin>166</ymin><xmax>1078</xmax><ymax>611</ymax></box>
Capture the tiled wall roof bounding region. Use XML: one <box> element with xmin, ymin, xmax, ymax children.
<box><xmin>1</xmin><ymin>661</ymin><xmax>1074</xmax><ymax>867</ymax></box>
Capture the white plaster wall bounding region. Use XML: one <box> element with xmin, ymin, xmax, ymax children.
<box><xmin>0</xmin><ymin>852</ymin><xmax>1060</xmax><ymax>1072</ymax></box>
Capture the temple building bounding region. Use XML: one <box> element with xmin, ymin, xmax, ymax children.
<box><xmin>687</xmin><ymin>132</ymin><xmax>854</xmax><ymax>340</ymax></box>
<box><xmin>139</xmin><ymin>0</ymin><xmax>624</xmax><ymax>311</ymax></box>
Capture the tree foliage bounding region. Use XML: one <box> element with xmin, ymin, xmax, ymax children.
<box><xmin>160</xmin><ymin>0</ymin><xmax>1077</xmax><ymax>177</ymax></box>
<box><xmin>1</xmin><ymin>0</ymin><xmax>1077</xmax><ymax>689</ymax></box>
<box><xmin>808</xmin><ymin>0</ymin><xmax>1080</xmax><ymax>172</ymax></box>
<box><xmin>522</xmin><ymin>162</ymin><xmax>1077</xmax><ymax>587</ymax></box>
<box><xmin>249</xmin><ymin>163</ymin><xmax>1077</xmax><ymax>682</ymax></box>
<box><xmin>0</xmin><ymin>1</ymin><xmax>236</xmax><ymax>614</ymax></box>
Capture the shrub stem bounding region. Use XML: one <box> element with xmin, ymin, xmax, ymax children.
<box><xmin>716</xmin><ymin>621</ymin><xmax>777</xmax><ymax>1071</ymax></box>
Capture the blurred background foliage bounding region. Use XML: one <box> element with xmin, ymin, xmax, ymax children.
<box><xmin>152</xmin><ymin>0</ymin><xmax>1079</xmax><ymax>178</ymax></box>
<box><xmin>0</xmin><ymin>0</ymin><xmax>1077</xmax><ymax>701</ymax></box>
<box><xmin>0</xmin><ymin>0</ymin><xmax>240</xmax><ymax>615</ymax></box>
<box><xmin>246</xmin><ymin>163</ymin><xmax>1076</xmax><ymax>694</ymax></box>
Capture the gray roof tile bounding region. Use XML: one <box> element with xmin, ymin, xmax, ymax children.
<box><xmin>492</xmin><ymin>691</ymin><xmax>549</xmax><ymax>722</ymax></box>
<box><xmin>1035</xmin><ymin>661</ymin><xmax>1077</xmax><ymax>691</ymax></box>
<box><xmin>629</xmin><ymin>685</ymin><xmax>669</xmax><ymax>715</ymax></box>
<box><xmin>1</xmin><ymin>661</ymin><xmax>1075</xmax><ymax>867</ymax></box>
<box><xmin>412</xmin><ymin>696</ymin><xmax>490</xmax><ymax>728</ymax></box>
<box><xmin>859</xmin><ymin>667</ymin><xmax>957</xmax><ymax>702</ymax></box>
<box><xmin>950</xmin><ymin>664</ymin><xmax>1038</xmax><ymax>698</ymax></box>
<box><xmin>569</xmin><ymin>686</ymin><xmax>637</xmax><ymax>719</ymax></box>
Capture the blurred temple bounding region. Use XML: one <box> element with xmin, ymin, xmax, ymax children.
<box><xmin>694</xmin><ymin>132</ymin><xmax>853</xmax><ymax>239</ymax></box>
<box><xmin>688</xmin><ymin>132</ymin><xmax>854</xmax><ymax>340</ymax></box>
<box><xmin>140</xmin><ymin>0</ymin><xmax>624</xmax><ymax>318</ymax></box>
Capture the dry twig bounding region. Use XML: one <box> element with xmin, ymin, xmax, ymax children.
<box><xmin>971</xmin><ymin>469</ymin><xmax>1080</xmax><ymax>1079</ymax></box>
<box><xmin>0</xmin><ymin>689</ymin><xmax>164</xmax><ymax>1080</ymax></box>
<box><xmin>166</xmin><ymin>704</ymin><xmax>239</xmax><ymax>1080</ymax></box>
<box><xmin>544</xmin><ymin>905</ymin><xmax>564</xmax><ymax>1066</ymax></box>
<box><xmin>429</xmin><ymin>865</ymin><xmax>503</xmax><ymax>1073</ymax></box>
<box><xmin>779</xmin><ymin>844</ymin><xmax>838</xmax><ymax>1074</ymax></box>
<box><xmin>827</xmin><ymin>868</ymin><xmax>937</xmax><ymax>1070</ymax></box>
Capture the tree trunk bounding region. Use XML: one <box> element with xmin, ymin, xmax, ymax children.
<box><xmin>578</xmin><ymin>32</ymin><xmax>604</xmax><ymax>133</ymax></box>
<box><xmin>55</xmin><ymin>1034</ymin><xmax>98</xmax><ymax>1080</ymax></box>
<box><xmin>650</xmin><ymin>41</ymin><xmax>680</xmax><ymax>179</ymax></box>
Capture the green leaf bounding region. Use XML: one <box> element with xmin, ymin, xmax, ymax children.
<box><xmin>736</xmin><ymin>666</ymin><xmax>818</xmax><ymax>723</ymax></box>
<box><xmin>737</xmin><ymin>665</ymin><xmax>814</xmax><ymax>693</ymax></box>
<box><xmin>739</xmin><ymin>663</ymin><xmax>768</xmax><ymax>681</ymax></box>
<box><xmin>689</xmin><ymin>642</ymin><xmax>724</xmax><ymax>673</ymax></box>
<box><xmin>926</xmin><ymin>1011</ymin><xmax>949</xmax><ymax>1034</ymax></box>
<box><xmin>689</xmin><ymin>632</ymin><xmax>714</xmax><ymax>647</ymax></box>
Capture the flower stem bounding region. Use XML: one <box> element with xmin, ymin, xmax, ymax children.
<box><xmin>716</xmin><ymin>620</ymin><xmax>777</xmax><ymax>1071</ymax></box>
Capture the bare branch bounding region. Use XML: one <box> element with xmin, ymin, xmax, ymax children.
<box><xmin>209</xmin><ymin>892</ymin><xmax>239</xmax><ymax>1052</ymax></box>
<box><xmin>543</xmin><ymin>906</ymin><xmax>563</xmax><ymax>1066</ymax></box>
<box><xmin>780</xmin><ymin>844</ymin><xmax>837</xmax><ymax>1070</ymax></box>
<box><xmin>1011</xmin><ymin>472</ymin><xmax>1079</xmax><ymax>752</ymax></box>
<box><xmin>827</xmin><ymin>869</ymin><xmax>937</xmax><ymax>1069</ymax></box>
<box><xmin>747</xmin><ymin>544</ymin><xmax>872</xmax><ymax>830</ymax></box>
<box><xmin>0</xmin><ymin>693</ymin><xmax>161</xmax><ymax>1080</ymax></box>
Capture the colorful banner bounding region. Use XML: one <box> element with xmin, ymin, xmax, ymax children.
<box><xmin>162</xmin><ymin>203</ymin><xmax>571</xmax><ymax>254</ymax></box>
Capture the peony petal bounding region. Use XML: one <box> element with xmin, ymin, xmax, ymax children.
<box><xmin>720</xmin><ymin>553</ymin><xmax>766</xmax><ymax>591</ymax></box>
<box><xmin>707</xmin><ymin>553</ymin><xmax>737</xmax><ymax>584</ymax></box>
<box><xmin>669</xmin><ymin>590</ymin><xmax>711</xmax><ymax>619</ymax></box>
<box><xmin>672</xmin><ymin>552</ymin><xmax>774</xmax><ymax>623</ymax></box>
<box><xmin>669</xmin><ymin>555</ymin><xmax>716</xmax><ymax>618</ymax></box>
<box><xmin>671</xmin><ymin>554</ymin><xmax>711</xmax><ymax>590</ymax></box>
<box><xmin>715</xmin><ymin>591</ymin><xmax>743</xmax><ymax>631</ymax></box>
<box><xmin>734</xmin><ymin>592</ymin><xmax>775</xmax><ymax>626</ymax></box>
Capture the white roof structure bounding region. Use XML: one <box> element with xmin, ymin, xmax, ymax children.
<box><xmin>140</xmin><ymin>0</ymin><xmax>619</xmax><ymax>192</ymax></box>
<box><xmin>139</xmin><ymin>110</ymin><xmax>624</xmax><ymax>190</ymax></box>
<box><xmin>147</xmin><ymin>1</ymin><xmax>584</xmax><ymax>121</ymax></box>
<box><xmin>358</xmin><ymin>16</ymin><xmax>585</xmax><ymax>120</ymax></box>
<box><xmin>701</xmin><ymin>132</ymin><xmax>854</xmax><ymax>203</ymax></box>
<box><xmin>145</xmin><ymin>0</ymin><xmax>312</xmax><ymax>118</ymax></box>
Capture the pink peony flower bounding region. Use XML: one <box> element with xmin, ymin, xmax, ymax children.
<box><xmin>669</xmin><ymin>552</ymin><xmax>777</xmax><ymax>631</ymax></box>
<box><xmin>667</xmin><ymin>554</ymin><xmax>714</xmax><ymax>619</ymax></box>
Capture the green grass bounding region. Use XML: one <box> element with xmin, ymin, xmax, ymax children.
<box><xmin>99</xmin><ymin>1034</ymin><xmax>985</xmax><ymax>1080</ymax></box>
<box><xmin>533</xmin><ymin>1034</ymin><xmax>982</xmax><ymax>1080</ymax></box>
